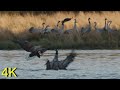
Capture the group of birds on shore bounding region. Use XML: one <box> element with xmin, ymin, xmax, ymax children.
<box><xmin>29</xmin><ymin>17</ymin><xmax>75</xmax><ymax>35</ymax></box>
<box><xmin>28</xmin><ymin>17</ymin><xmax>118</xmax><ymax>35</ymax></box>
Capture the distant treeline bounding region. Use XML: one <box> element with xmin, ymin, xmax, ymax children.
<box><xmin>0</xmin><ymin>11</ymin><xmax>113</xmax><ymax>16</ymax></box>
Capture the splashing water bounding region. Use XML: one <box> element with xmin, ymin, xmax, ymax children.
<box><xmin>25</xmin><ymin>54</ymin><xmax>36</xmax><ymax>60</ymax></box>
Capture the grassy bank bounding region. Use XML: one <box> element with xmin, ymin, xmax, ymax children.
<box><xmin>0</xmin><ymin>11</ymin><xmax>120</xmax><ymax>50</ymax></box>
<box><xmin>1</xmin><ymin>31</ymin><xmax>120</xmax><ymax>50</ymax></box>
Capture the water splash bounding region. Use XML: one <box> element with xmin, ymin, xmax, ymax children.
<box><xmin>25</xmin><ymin>54</ymin><xmax>36</xmax><ymax>60</ymax></box>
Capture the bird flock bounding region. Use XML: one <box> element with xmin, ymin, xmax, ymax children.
<box><xmin>12</xmin><ymin>17</ymin><xmax>118</xmax><ymax>70</ymax></box>
<box><xmin>28</xmin><ymin>17</ymin><xmax>118</xmax><ymax>36</ymax></box>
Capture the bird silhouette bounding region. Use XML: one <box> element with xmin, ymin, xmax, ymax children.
<box><xmin>12</xmin><ymin>40</ymin><xmax>48</xmax><ymax>58</ymax></box>
<box><xmin>45</xmin><ymin>49</ymin><xmax>76</xmax><ymax>70</ymax></box>
<box><xmin>61</xmin><ymin>17</ymin><xmax>73</xmax><ymax>24</ymax></box>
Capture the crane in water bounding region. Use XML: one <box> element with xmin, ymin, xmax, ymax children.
<box><xmin>45</xmin><ymin>49</ymin><xmax>76</xmax><ymax>70</ymax></box>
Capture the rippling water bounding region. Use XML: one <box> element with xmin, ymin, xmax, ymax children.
<box><xmin>0</xmin><ymin>50</ymin><xmax>120</xmax><ymax>79</ymax></box>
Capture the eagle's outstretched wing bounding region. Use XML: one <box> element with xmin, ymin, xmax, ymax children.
<box><xmin>13</xmin><ymin>39</ymin><xmax>48</xmax><ymax>58</ymax></box>
<box><xmin>13</xmin><ymin>40</ymin><xmax>34</xmax><ymax>52</ymax></box>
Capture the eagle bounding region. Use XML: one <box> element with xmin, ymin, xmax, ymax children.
<box><xmin>13</xmin><ymin>40</ymin><xmax>48</xmax><ymax>58</ymax></box>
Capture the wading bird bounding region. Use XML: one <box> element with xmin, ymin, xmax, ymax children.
<box><xmin>45</xmin><ymin>49</ymin><xmax>76</xmax><ymax>70</ymax></box>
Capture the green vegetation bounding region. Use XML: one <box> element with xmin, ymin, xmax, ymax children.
<box><xmin>1</xmin><ymin>30</ymin><xmax>120</xmax><ymax>50</ymax></box>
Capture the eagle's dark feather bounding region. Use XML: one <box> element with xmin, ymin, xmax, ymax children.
<box><xmin>13</xmin><ymin>40</ymin><xmax>48</xmax><ymax>58</ymax></box>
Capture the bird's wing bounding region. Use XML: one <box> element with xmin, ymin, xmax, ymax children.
<box><xmin>62</xmin><ymin>18</ymin><xmax>72</xmax><ymax>24</ymax></box>
<box><xmin>60</xmin><ymin>50</ymin><xmax>76</xmax><ymax>68</ymax></box>
<box><xmin>13</xmin><ymin>40</ymin><xmax>34</xmax><ymax>52</ymax></box>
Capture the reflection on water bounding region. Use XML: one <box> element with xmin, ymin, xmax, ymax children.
<box><xmin>0</xmin><ymin>50</ymin><xmax>120</xmax><ymax>79</ymax></box>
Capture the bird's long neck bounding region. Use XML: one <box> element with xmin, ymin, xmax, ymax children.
<box><xmin>57</xmin><ymin>21</ymin><xmax>60</xmax><ymax>28</ymax></box>
<box><xmin>73</xmin><ymin>20</ymin><xmax>77</xmax><ymax>31</ymax></box>
<box><xmin>94</xmin><ymin>22</ymin><xmax>97</xmax><ymax>30</ymax></box>
<box><xmin>42</xmin><ymin>24</ymin><xmax>45</xmax><ymax>29</ymax></box>
<box><xmin>61</xmin><ymin>23</ymin><xmax>64</xmax><ymax>32</ymax></box>
<box><xmin>55</xmin><ymin>22</ymin><xmax>59</xmax><ymax>30</ymax></box>
<box><xmin>104</xmin><ymin>19</ymin><xmax>107</xmax><ymax>30</ymax></box>
<box><xmin>88</xmin><ymin>19</ymin><xmax>91</xmax><ymax>29</ymax></box>
<box><xmin>53</xmin><ymin>49</ymin><xmax>58</xmax><ymax>61</ymax></box>
<box><xmin>107</xmin><ymin>21</ymin><xmax>112</xmax><ymax>28</ymax></box>
<box><xmin>44</xmin><ymin>26</ymin><xmax>49</xmax><ymax>32</ymax></box>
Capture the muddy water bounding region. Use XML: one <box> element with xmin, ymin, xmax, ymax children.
<box><xmin>0</xmin><ymin>50</ymin><xmax>120</xmax><ymax>79</ymax></box>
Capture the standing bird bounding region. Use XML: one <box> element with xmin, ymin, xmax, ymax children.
<box><xmin>81</xmin><ymin>18</ymin><xmax>91</xmax><ymax>34</ymax></box>
<box><xmin>64</xmin><ymin>19</ymin><xmax>78</xmax><ymax>34</ymax></box>
<box><xmin>54</xmin><ymin>21</ymin><xmax>61</xmax><ymax>30</ymax></box>
<box><xmin>85</xmin><ymin>18</ymin><xmax>92</xmax><ymax>33</ymax></box>
<box><xmin>94</xmin><ymin>22</ymin><xmax>104</xmax><ymax>33</ymax></box>
<box><xmin>103</xmin><ymin>18</ymin><xmax>108</xmax><ymax>31</ymax></box>
<box><xmin>73</xmin><ymin>19</ymin><xmax>79</xmax><ymax>32</ymax></box>
<box><xmin>58</xmin><ymin>21</ymin><xmax>65</xmax><ymax>34</ymax></box>
<box><xmin>45</xmin><ymin>49</ymin><xmax>76</xmax><ymax>70</ymax></box>
<box><xmin>41</xmin><ymin>25</ymin><xmax>51</xmax><ymax>34</ymax></box>
<box><xmin>107</xmin><ymin>21</ymin><xmax>115</xmax><ymax>33</ymax></box>
<box><xmin>58</xmin><ymin>18</ymin><xmax>73</xmax><ymax>34</ymax></box>
<box><xmin>51</xmin><ymin>21</ymin><xmax>61</xmax><ymax>34</ymax></box>
<box><xmin>12</xmin><ymin>40</ymin><xmax>48</xmax><ymax>58</ymax></box>
<box><xmin>29</xmin><ymin>23</ymin><xmax>45</xmax><ymax>34</ymax></box>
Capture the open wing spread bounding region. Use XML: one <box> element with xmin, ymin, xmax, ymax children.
<box><xmin>45</xmin><ymin>49</ymin><xmax>76</xmax><ymax>70</ymax></box>
<box><xmin>13</xmin><ymin>39</ymin><xmax>47</xmax><ymax>54</ymax></box>
<box><xmin>13</xmin><ymin>40</ymin><xmax>34</xmax><ymax>52</ymax></box>
<box><xmin>59</xmin><ymin>50</ymin><xmax>76</xmax><ymax>68</ymax></box>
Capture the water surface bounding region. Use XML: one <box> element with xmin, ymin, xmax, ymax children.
<box><xmin>0</xmin><ymin>50</ymin><xmax>120</xmax><ymax>79</ymax></box>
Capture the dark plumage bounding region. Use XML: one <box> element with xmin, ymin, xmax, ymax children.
<box><xmin>13</xmin><ymin>40</ymin><xmax>48</xmax><ymax>58</ymax></box>
<box><xmin>29</xmin><ymin>27</ymin><xmax>34</xmax><ymax>33</ymax></box>
<box><xmin>61</xmin><ymin>17</ymin><xmax>73</xmax><ymax>24</ymax></box>
<box><xmin>45</xmin><ymin>49</ymin><xmax>76</xmax><ymax>70</ymax></box>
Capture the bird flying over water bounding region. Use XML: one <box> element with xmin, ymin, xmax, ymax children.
<box><xmin>12</xmin><ymin>40</ymin><xmax>48</xmax><ymax>58</ymax></box>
